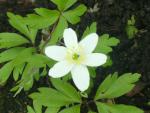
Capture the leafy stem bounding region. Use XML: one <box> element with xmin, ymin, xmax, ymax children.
<box><xmin>40</xmin><ymin>16</ymin><xmax>60</xmax><ymax>54</ymax></box>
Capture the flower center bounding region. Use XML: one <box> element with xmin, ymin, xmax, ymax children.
<box><xmin>72</xmin><ymin>53</ymin><xmax>80</xmax><ymax>60</ymax></box>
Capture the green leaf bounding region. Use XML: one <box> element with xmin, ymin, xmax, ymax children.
<box><xmin>82</xmin><ymin>22</ymin><xmax>97</xmax><ymax>38</ymax></box>
<box><xmin>0</xmin><ymin>47</ymin><xmax>25</xmax><ymax>63</ymax></box>
<box><xmin>89</xmin><ymin>67</ymin><xmax>96</xmax><ymax>78</ymax></box>
<box><xmin>126</xmin><ymin>26</ymin><xmax>138</xmax><ymax>39</ymax></box>
<box><xmin>11</xmin><ymin>63</ymin><xmax>39</xmax><ymax>96</ymax></box>
<box><xmin>20</xmin><ymin>63</ymin><xmax>39</xmax><ymax>91</ymax></box>
<box><xmin>95</xmin><ymin>73</ymin><xmax>141</xmax><ymax>100</ymax></box>
<box><xmin>63</xmin><ymin>4</ymin><xmax>87</xmax><ymax>24</ymax></box>
<box><xmin>12</xmin><ymin>63</ymin><xmax>39</xmax><ymax>95</ymax></box>
<box><xmin>126</xmin><ymin>15</ymin><xmax>138</xmax><ymax>39</ymax></box>
<box><xmin>95</xmin><ymin>34</ymin><xmax>120</xmax><ymax>54</ymax></box>
<box><xmin>13</xmin><ymin>63</ymin><xmax>25</xmax><ymax>81</ymax></box>
<box><xmin>7</xmin><ymin>12</ymin><xmax>38</xmax><ymax>43</ymax></box>
<box><xmin>0</xmin><ymin>33</ymin><xmax>29</xmax><ymax>49</ymax></box>
<box><xmin>12</xmin><ymin>47</ymin><xmax>36</xmax><ymax>66</ymax></box>
<box><xmin>25</xmin><ymin>10</ymin><xmax>59</xmax><ymax>29</ymax></box>
<box><xmin>45</xmin><ymin>107</ymin><xmax>60</xmax><ymax>113</ymax></box>
<box><xmin>0</xmin><ymin>61</ymin><xmax>14</xmax><ymax>85</ymax></box>
<box><xmin>26</xmin><ymin>54</ymin><xmax>54</xmax><ymax>68</ymax></box>
<box><xmin>34</xmin><ymin>8</ymin><xmax>59</xmax><ymax>17</ymax></box>
<box><xmin>128</xmin><ymin>15</ymin><xmax>136</xmax><ymax>25</ymax></box>
<box><xmin>59</xmin><ymin>105</ymin><xmax>80</xmax><ymax>113</ymax></box>
<box><xmin>102</xmin><ymin>56</ymin><xmax>113</xmax><ymax>67</ymax></box>
<box><xmin>29</xmin><ymin>87</ymin><xmax>76</xmax><ymax>107</ymax></box>
<box><xmin>7</xmin><ymin>12</ymin><xmax>30</xmax><ymax>37</ymax></box>
<box><xmin>27</xmin><ymin>106</ymin><xmax>35</xmax><ymax>113</ymax></box>
<box><xmin>48</xmin><ymin>16</ymin><xmax>68</xmax><ymax>45</ymax></box>
<box><xmin>51</xmin><ymin>78</ymin><xmax>81</xmax><ymax>103</ymax></box>
<box><xmin>33</xmin><ymin>100</ymin><xmax>42</xmax><ymax>113</ymax></box>
<box><xmin>51</xmin><ymin>0</ymin><xmax>77</xmax><ymax>11</ymax></box>
<box><xmin>95</xmin><ymin>72</ymin><xmax>118</xmax><ymax>100</ymax></box>
<box><xmin>27</xmin><ymin>101</ymin><xmax>42</xmax><ymax>113</ymax></box>
<box><xmin>96</xmin><ymin>102</ymin><xmax>144</xmax><ymax>113</ymax></box>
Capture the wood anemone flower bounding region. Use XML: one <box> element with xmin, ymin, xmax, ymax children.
<box><xmin>45</xmin><ymin>28</ymin><xmax>107</xmax><ymax>92</ymax></box>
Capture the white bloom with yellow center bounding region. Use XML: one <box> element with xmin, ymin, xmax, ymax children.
<box><xmin>45</xmin><ymin>28</ymin><xmax>107</xmax><ymax>92</ymax></box>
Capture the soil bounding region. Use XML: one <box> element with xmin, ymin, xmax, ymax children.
<box><xmin>0</xmin><ymin>0</ymin><xmax>150</xmax><ymax>113</ymax></box>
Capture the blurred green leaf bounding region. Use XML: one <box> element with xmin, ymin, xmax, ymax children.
<box><xmin>7</xmin><ymin>12</ymin><xmax>30</xmax><ymax>37</ymax></box>
<box><xmin>126</xmin><ymin>15</ymin><xmax>138</xmax><ymax>39</ymax></box>
<box><xmin>7</xmin><ymin>12</ymin><xmax>38</xmax><ymax>43</ymax></box>
<box><xmin>12</xmin><ymin>47</ymin><xmax>36</xmax><ymax>66</ymax></box>
<box><xmin>29</xmin><ymin>87</ymin><xmax>76</xmax><ymax>107</ymax></box>
<box><xmin>0</xmin><ymin>61</ymin><xmax>14</xmax><ymax>85</ymax></box>
<box><xmin>27</xmin><ymin>106</ymin><xmax>35</xmax><ymax>113</ymax></box>
<box><xmin>13</xmin><ymin>63</ymin><xmax>25</xmax><ymax>81</ymax></box>
<box><xmin>82</xmin><ymin>22</ymin><xmax>97</xmax><ymax>38</ymax></box>
<box><xmin>51</xmin><ymin>78</ymin><xmax>81</xmax><ymax>103</ymax></box>
<box><xmin>59</xmin><ymin>105</ymin><xmax>80</xmax><ymax>113</ymax></box>
<box><xmin>89</xmin><ymin>67</ymin><xmax>96</xmax><ymax>78</ymax></box>
<box><xmin>25</xmin><ymin>9</ymin><xmax>59</xmax><ymax>29</ymax></box>
<box><xmin>96</xmin><ymin>102</ymin><xmax>144</xmax><ymax>113</ymax></box>
<box><xmin>0</xmin><ymin>33</ymin><xmax>29</xmax><ymax>49</ymax></box>
<box><xmin>102</xmin><ymin>56</ymin><xmax>113</xmax><ymax>67</ymax></box>
<box><xmin>48</xmin><ymin>16</ymin><xmax>68</xmax><ymax>45</ymax></box>
<box><xmin>33</xmin><ymin>100</ymin><xmax>42</xmax><ymax>113</ymax></box>
<box><xmin>0</xmin><ymin>47</ymin><xmax>25</xmax><ymax>63</ymax></box>
<box><xmin>63</xmin><ymin>4</ymin><xmax>87</xmax><ymax>24</ymax></box>
<box><xmin>126</xmin><ymin>26</ymin><xmax>138</xmax><ymax>39</ymax></box>
<box><xmin>51</xmin><ymin>0</ymin><xmax>77</xmax><ymax>11</ymax></box>
<box><xmin>45</xmin><ymin>107</ymin><xmax>60</xmax><ymax>113</ymax></box>
<box><xmin>95</xmin><ymin>73</ymin><xmax>141</xmax><ymax>100</ymax></box>
<box><xmin>95</xmin><ymin>34</ymin><xmax>120</xmax><ymax>54</ymax></box>
<box><xmin>27</xmin><ymin>100</ymin><xmax>42</xmax><ymax>113</ymax></box>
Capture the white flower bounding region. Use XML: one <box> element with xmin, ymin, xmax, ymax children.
<box><xmin>45</xmin><ymin>28</ymin><xmax>107</xmax><ymax>92</ymax></box>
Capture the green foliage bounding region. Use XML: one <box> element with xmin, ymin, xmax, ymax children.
<box><xmin>45</xmin><ymin>107</ymin><xmax>59</xmax><ymax>113</ymax></box>
<box><xmin>126</xmin><ymin>15</ymin><xmax>138</xmax><ymax>39</ymax></box>
<box><xmin>0</xmin><ymin>47</ymin><xmax>25</xmax><ymax>63</ymax></box>
<box><xmin>51</xmin><ymin>0</ymin><xmax>77</xmax><ymax>11</ymax></box>
<box><xmin>82</xmin><ymin>22</ymin><xmax>97</xmax><ymax>38</ymax></box>
<box><xmin>63</xmin><ymin>4</ymin><xmax>87</xmax><ymax>24</ymax></box>
<box><xmin>59</xmin><ymin>105</ymin><xmax>80</xmax><ymax>113</ymax></box>
<box><xmin>27</xmin><ymin>80</ymin><xmax>81</xmax><ymax>113</ymax></box>
<box><xmin>96</xmin><ymin>102</ymin><xmax>144</xmax><ymax>113</ymax></box>
<box><xmin>95</xmin><ymin>34</ymin><xmax>120</xmax><ymax>54</ymax></box>
<box><xmin>48</xmin><ymin>16</ymin><xmax>68</xmax><ymax>45</ymax></box>
<box><xmin>95</xmin><ymin>73</ymin><xmax>141</xmax><ymax>100</ymax></box>
<box><xmin>27</xmin><ymin>100</ymin><xmax>42</xmax><ymax>113</ymax></box>
<box><xmin>51</xmin><ymin>78</ymin><xmax>81</xmax><ymax>103</ymax></box>
<box><xmin>25</xmin><ymin>8</ymin><xmax>60</xmax><ymax>29</ymax></box>
<box><xmin>7</xmin><ymin>12</ymin><xmax>38</xmax><ymax>43</ymax></box>
<box><xmin>102</xmin><ymin>56</ymin><xmax>113</xmax><ymax>67</ymax></box>
<box><xmin>0</xmin><ymin>33</ymin><xmax>29</xmax><ymax>48</ymax></box>
<box><xmin>29</xmin><ymin>87</ymin><xmax>70</xmax><ymax>107</ymax></box>
<box><xmin>13</xmin><ymin>63</ymin><xmax>25</xmax><ymax>81</ymax></box>
<box><xmin>0</xmin><ymin>61</ymin><xmax>14</xmax><ymax>85</ymax></box>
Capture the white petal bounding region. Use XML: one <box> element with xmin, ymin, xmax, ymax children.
<box><xmin>64</xmin><ymin>28</ymin><xmax>78</xmax><ymax>48</ymax></box>
<box><xmin>84</xmin><ymin>53</ymin><xmax>107</xmax><ymax>67</ymax></box>
<box><xmin>45</xmin><ymin>46</ymin><xmax>67</xmax><ymax>61</ymax></box>
<box><xmin>79</xmin><ymin>33</ymin><xmax>98</xmax><ymax>54</ymax></box>
<box><xmin>71</xmin><ymin>65</ymin><xmax>90</xmax><ymax>92</ymax></box>
<box><xmin>49</xmin><ymin>61</ymin><xmax>73</xmax><ymax>78</ymax></box>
